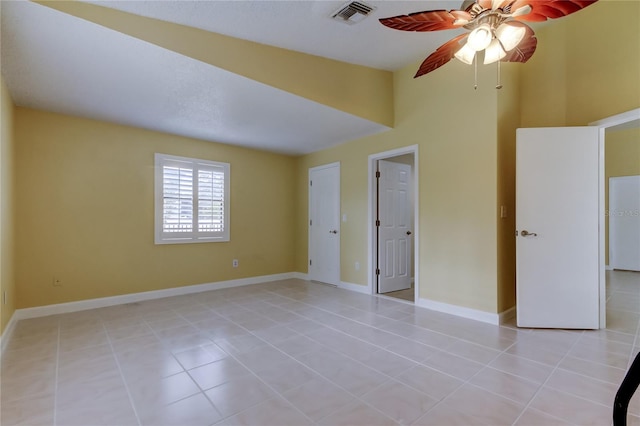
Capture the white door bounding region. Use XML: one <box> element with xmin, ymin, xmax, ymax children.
<box><xmin>309</xmin><ymin>163</ymin><xmax>340</xmax><ymax>285</ymax></box>
<box><xmin>516</xmin><ymin>127</ymin><xmax>600</xmax><ymax>329</ymax></box>
<box><xmin>378</xmin><ymin>160</ymin><xmax>413</xmax><ymax>293</ymax></box>
<box><xmin>610</xmin><ymin>176</ymin><xmax>640</xmax><ymax>271</ymax></box>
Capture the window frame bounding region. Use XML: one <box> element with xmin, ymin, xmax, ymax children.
<box><xmin>154</xmin><ymin>153</ymin><xmax>230</xmax><ymax>244</ymax></box>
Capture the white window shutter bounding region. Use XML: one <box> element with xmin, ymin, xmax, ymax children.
<box><xmin>155</xmin><ymin>154</ymin><xmax>230</xmax><ymax>244</ymax></box>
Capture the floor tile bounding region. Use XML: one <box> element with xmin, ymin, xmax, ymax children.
<box><xmin>316</xmin><ymin>400</ymin><xmax>397</xmax><ymax>426</ymax></box>
<box><xmin>528</xmin><ymin>386</ymin><xmax>613</xmax><ymax>425</ymax></box>
<box><xmin>138</xmin><ymin>392</ymin><xmax>221</xmax><ymax>426</ymax></box>
<box><xmin>252</xmin><ymin>359</ymin><xmax>318</xmax><ymax>393</ymax></box>
<box><xmin>0</xmin><ymin>392</ymin><xmax>54</xmax><ymax>426</ymax></box>
<box><xmin>220</xmin><ymin>397</ymin><xmax>313</xmax><ymax>426</ymax></box>
<box><xmin>361</xmin><ymin>380</ymin><xmax>437</xmax><ymax>425</ymax></box>
<box><xmin>469</xmin><ymin>367</ymin><xmax>540</xmax><ymax>405</ymax></box>
<box><xmin>395</xmin><ymin>365</ymin><xmax>464</xmax><ymax>401</ymax></box>
<box><xmin>188</xmin><ymin>357</ymin><xmax>252</xmax><ymax>391</ymax></box>
<box><xmin>489</xmin><ymin>353</ymin><xmax>555</xmax><ymax>384</ymax></box>
<box><xmin>422</xmin><ymin>349</ymin><xmax>486</xmax><ymax>381</ymax></box>
<box><xmin>545</xmin><ymin>368</ymin><xmax>619</xmax><ymax>407</ymax></box>
<box><xmin>2</xmin><ymin>273</ymin><xmax>638</xmax><ymax>426</ymax></box>
<box><xmin>413</xmin><ymin>402</ymin><xmax>488</xmax><ymax>426</ymax></box>
<box><xmin>513</xmin><ymin>408</ymin><xmax>572</xmax><ymax>425</ymax></box>
<box><xmin>442</xmin><ymin>383</ymin><xmax>525</xmax><ymax>425</ymax></box>
<box><xmin>127</xmin><ymin>371</ymin><xmax>201</xmax><ymax>408</ymax></box>
<box><xmin>282</xmin><ymin>377</ymin><xmax>356</xmax><ymax>422</ymax></box>
<box><xmin>205</xmin><ymin>375</ymin><xmax>276</xmax><ymax>418</ymax></box>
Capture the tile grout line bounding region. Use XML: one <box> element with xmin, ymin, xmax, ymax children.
<box><xmin>510</xmin><ymin>329</ymin><xmax>587</xmax><ymax>425</ymax></box>
<box><xmin>237</xmin><ymin>288</ymin><xmax>518</xmax><ymax>424</ymax></box>
<box><xmin>170</xmin><ymin>310</ymin><xmax>319</xmax><ymax>425</ymax></box>
<box><xmin>176</xmin><ymin>292</ymin><xmax>418</xmax><ymax>424</ymax></box>
<box><xmin>6</xmin><ymin>277</ymin><xmax>637</xmax><ymax>426</ymax></box>
<box><xmin>410</xmin><ymin>338</ymin><xmax>521</xmax><ymax>423</ymax></box>
<box><xmin>102</xmin><ymin>321</ymin><xmax>142</xmax><ymax>426</ymax></box>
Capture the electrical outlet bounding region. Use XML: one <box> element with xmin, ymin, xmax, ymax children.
<box><xmin>232</xmin><ymin>259</ymin><xmax>239</xmax><ymax>268</ymax></box>
<box><xmin>355</xmin><ymin>261</ymin><xmax>360</xmax><ymax>271</ymax></box>
<box><xmin>52</xmin><ymin>277</ymin><xmax>62</xmax><ymax>287</ymax></box>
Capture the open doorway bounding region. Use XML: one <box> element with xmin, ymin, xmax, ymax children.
<box><xmin>602</xmin><ymin>117</ymin><xmax>640</xmax><ymax>331</ymax></box>
<box><xmin>368</xmin><ymin>146</ymin><xmax>418</xmax><ymax>303</ymax></box>
<box><xmin>591</xmin><ymin>108</ymin><xmax>640</xmax><ymax>328</ymax></box>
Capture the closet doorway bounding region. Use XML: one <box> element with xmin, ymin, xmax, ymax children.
<box><xmin>368</xmin><ymin>146</ymin><xmax>418</xmax><ymax>303</ymax></box>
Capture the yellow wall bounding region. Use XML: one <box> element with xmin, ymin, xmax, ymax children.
<box><xmin>605</xmin><ymin>127</ymin><xmax>640</xmax><ymax>265</ymax></box>
<box><xmin>6</xmin><ymin>0</ymin><xmax>638</xmax><ymax>319</ymax></box>
<box><xmin>521</xmin><ymin>0</ymin><xmax>640</xmax><ymax>127</ymax></box>
<box><xmin>496</xmin><ymin>65</ymin><xmax>521</xmax><ymax>312</ymax></box>
<box><xmin>296</xmin><ymin>60</ymin><xmax>504</xmax><ymax>314</ymax></box>
<box><xmin>1</xmin><ymin>77</ymin><xmax>16</xmax><ymax>334</ymax></box>
<box><xmin>519</xmin><ymin>0</ymin><xmax>640</xmax><ymax>268</ymax></box>
<box><xmin>14</xmin><ymin>108</ymin><xmax>296</xmax><ymax>308</ymax></box>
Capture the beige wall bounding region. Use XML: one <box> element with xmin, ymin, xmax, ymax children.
<box><xmin>14</xmin><ymin>108</ymin><xmax>296</xmax><ymax>309</ymax></box>
<box><xmin>1</xmin><ymin>77</ymin><xmax>16</xmax><ymax>334</ymax></box>
<box><xmin>519</xmin><ymin>0</ymin><xmax>640</xmax><ymax>268</ymax></box>
<box><xmin>605</xmin><ymin>127</ymin><xmax>640</xmax><ymax>265</ymax></box>
<box><xmin>496</xmin><ymin>66</ymin><xmax>521</xmax><ymax>312</ymax></box>
<box><xmin>521</xmin><ymin>0</ymin><xmax>640</xmax><ymax>127</ymax></box>
<box><xmin>296</xmin><ymin>60</ymin><xmax>504</xmax><ymax>314</ymax></box>
<box><xmin>5</xmin><ymin>0</ymin><xmax>638</xmax><ymax>320</ymax></box>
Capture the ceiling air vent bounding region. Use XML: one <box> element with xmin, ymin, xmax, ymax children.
<box><xmin>331</xmin><ymin>1</ymin><xmax>375</xmax><ymax>25</ymax></box>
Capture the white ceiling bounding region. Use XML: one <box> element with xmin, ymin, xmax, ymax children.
<box><xmin>1</xmin><ymin>0</ymin><xmax>462</xmax><ymax>155</ymax></box>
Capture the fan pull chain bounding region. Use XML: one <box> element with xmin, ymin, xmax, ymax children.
<box><xmin>496</xmin><ymin>60</ymin><xmax>503</xmax><ymax>90</ymax></box>
<box><xmin>474</xmin><ymin>53</ymin><xmax>478</xmax><ymax>90</ymax></box>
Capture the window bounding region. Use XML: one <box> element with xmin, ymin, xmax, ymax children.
<box><xmin>155</xmin><ymin>153</ymin><xmax>230</xmax><ymax>244</ymax></box>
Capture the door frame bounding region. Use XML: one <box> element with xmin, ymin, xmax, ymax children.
<box><xmin>590</xmin><ymin>107</ymin><xmax>640</xmax><ymax>328</ymax></box>
<box><xmin>308</xmin><ymin>162</ymin><xmax>341</xmax><ymax>286</ymax></box>
<box><xmin>368</xmin><ymin>145</ymin><xmax>419</xmax><ymax>300</ymax></box>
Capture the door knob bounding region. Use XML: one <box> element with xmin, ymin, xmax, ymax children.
<box><xmin>329</xmin><ymin>230</ymin><xmax>338</xmax><ymax>234</ymax></box>
<box><xmin>521</xmin><ymin>230</ymin><xmax>538</xmax><ymax>237</ymax></box>
<box><xmin>406</xmin><ymin>231</ymin><xmax>412</xmax><ymax>235</ymax></box>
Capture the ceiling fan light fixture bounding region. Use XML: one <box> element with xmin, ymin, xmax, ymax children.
<box><xmin>483</xmin><ymin>39</ymin><xmax>507</xmax><ymax>64</ymax></box>
<box><xmin>467</xmin><ymin>23</ymin><xmax>493</xmax><ymax>51</ymax></box>
<box><xmin>495</xmin><ymin>22</ymin><xmax>527</xmax><ymax>51</ymax></box>
<box><xmin>380</xmin><ymin>0</ymin><xmax>598</xmax><ymax>84</ymax></box>
<box><xmin>454</xmin><ymin>43</ymin><xmax>477</xmax><ymax>65</ymax></box>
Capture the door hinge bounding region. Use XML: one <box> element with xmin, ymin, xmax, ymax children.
<box><xmin>310</xmin><ymin>219</ymin><xmax>312</xmax><ymax>226</ymax></box>
<box><xmin>375</xmin><ymin>171</ymin><xmax>381</xmax><ymax>178</ymax></box>
<box><xmin>375</xmin><ymin>268</ymin><xmax>380</xmax><ymax>275</ymax></box>
<box><xmin>310</xmin><ymin>180</ymin><xmax>312</xmax><ymax>187</ymax></box>
<box><xmin>309</xmin><ymin>259</ymin><xmax>312</xmax><ymax>266</ymax></box>
<box><xmin>375</xmin><ymin>220</ymin><xmax>380</xmax><ymax>227</ymax></box>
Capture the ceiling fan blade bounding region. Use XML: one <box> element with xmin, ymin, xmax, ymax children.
<box><xmin>509</xmin><ymin>0</ymin><xmax>598</xmax><ymax>22</ymax></box>
<box><xmin>501</xmin><ymin>23</ymin><xmax>537</xmax><ymax>63</ymax></box>
<box><xmin>414</xmin><ymin>33</ymin><xmax>469</xmax><ymax>78</ymax></box>
<box><xmin>379</xmin><ymin>9</ymin><xmax>472</xmax><ymax>32</ymax></box>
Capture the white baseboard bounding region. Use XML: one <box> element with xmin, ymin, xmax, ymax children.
<box><xmin>339</xmin><ymin>281</ymin><xmax>370</xmax><ymax>294</ymax></box>
<box><xmin>291</xmin><ymin>272</ymin><xmax>309</xmax><ymax>281</ymax></box>
<box><xmin>416</xmin><ymin>297</ymin><xmax>501</xmax><ymax>325</ymax></box>
<box><xmin>0</xmin><ymin>312</ymin><xmax>18</xmax><ymax>355</ymax></box>
<box><xmin>13</xmin><ymin>272</ymin><xmax>300</xmax><ymax>321</ymax></box>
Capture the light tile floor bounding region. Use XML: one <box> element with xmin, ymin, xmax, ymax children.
<box><xmin>1</xmin><ymin>271</ymin><xmax>639</xmax><ymax>426</ymax></box>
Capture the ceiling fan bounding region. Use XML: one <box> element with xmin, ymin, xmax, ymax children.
<box><xmin>380</xmin><ymin>0</ymin><xmax>598</xmax><ymax>87</ymax></box>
